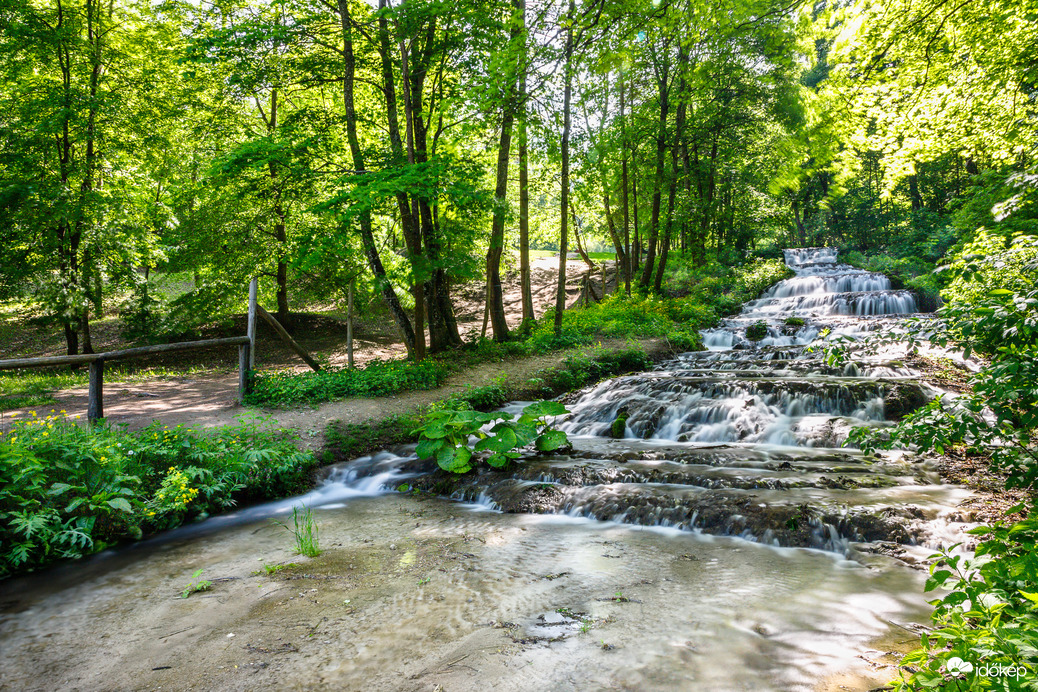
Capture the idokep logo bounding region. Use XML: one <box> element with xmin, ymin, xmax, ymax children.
<box><xmin>946</xmin><ymin>657</ymin><xmax>1027</xmax><ymax>681</ymax></box>
<box><xmin>946</xmin><ymin>657</ymin><xmax>974</xmax><ymax>677</ymax></box>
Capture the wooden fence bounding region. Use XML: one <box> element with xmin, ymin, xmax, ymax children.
<box><xmin>0</xmin><ymin>278</ymin><xmax>320</xmax><ymax>424</ymax></box>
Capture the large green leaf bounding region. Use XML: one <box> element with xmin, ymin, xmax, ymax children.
<box><xmin>511</xmin><ymin>423</ymin><xmax>539</xmax><ymax>447</ymax></box>
<box><xmin>475</xmin><ymin>426</ymin><xmax>518</xmax><ymax>453</ymax></box>
<box><xmin>523</xmin><ymin>401</ymin><xmax>569</xmax><ymax>418</ymax></box>
<box><xmin>106</xmin><ymin>498</ymin><xmax>133</xmax><ymax>513</ymax></box>
<box><xmin>534</xmin><ymin>429</ymin><xmax>569</xmax><ymax>452</ymax></box>
<box><xmin>416</xmin><ymin>438</ymin><xmax>444</xmax><ymax>459</ymax></box>
<box><xmin>437</xmin><ymin>445</ymin><xmax>472</xmax><ymax>474</ymax></box>
<box><xmin>422</xmin><ymin>421</ymin><xmax>448</xmax><ymax>439</ymax></box>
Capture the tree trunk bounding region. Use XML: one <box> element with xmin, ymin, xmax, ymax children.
<box><xmin>486</xmin><ymin>0</ymin><xmax>522</xmax><ymax>343</ymax></box>
<box><xmin>338</xmin><ymin>0</ymin><xmax>415</xmax><ymax>357</ymax></box>
<box><xmin>909</xmin><ymin>173</ymin><xmax>923</xmax><ymax>211</ymax></box>
<box><xmin>639</xmin><ymin>43</ymin><xmax>671</xmax><ymax>289</ymax></box>
<box><xmin>554</xmin><ymin>0</ymin><xmax>575</xmax><ymax>337</ymax></box>
<box><xmin>619</xmin><ymin>73</ymin><xmax>632</xmax><ymax>295</ymax></box>
<box><xmin>405</xmin><ymin>17</ymin><xmax>461</xmax><ymax>353</ymax></box>
<box><xmin>380</xmin><ymin>1</ymin><xmax>425</xmax><ymax>359</ymax></box>
<box><xmin>347</xmin><ymin>278</ymin><xmax>355</xmax><ymax>368</ymax></box>
<box><xmin>591</xmin><ymin>76</ymin><xmax>627</xmax><ymax>294</ymax></box>
<box><xmin>654</xmin><ymin>148</ymin><xmax>679</xmax><ymax>293</ymax></box>
<box><xmin>518</xmin><ymin>89</ymin><xmax>534</xmax><ymax>327</ymax></box>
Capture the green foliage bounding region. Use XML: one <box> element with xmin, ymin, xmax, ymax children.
<box><xmin>851</xmin><ymin>236</ymin><xmax>1038</xmax><ymax>488</ymax></box>
<box><xmin>666</xmin><ymin>330</ymin><xmax>705</xmax><ymax>353</ymax></box>
<box><xmin>181</xmin><ymin>569</ymin><xmax>212</xmax><ymax>598</ymax></box>
<box><xmin>446</xmin><ymin>382</ymin><xmax>510</xmax><ymax>411</ymax></box>
<box><xmin>0</xmin><ymin>414</ymin><xmax>315</xmax><ymax>577</ymax></box>
<box><xmin>0</xmin><ymin>371</ymin><xmax>81</xmax><ymax>411</ymax></box>
<box><xmin>274</xmin><ymin>505</ymin><xmax>320</xmax><ymax>558</ymax></box>
<box><xmin>543</xmin><ymin>348</ymin><xmax>653</xmax><ymax>395</ymax></box>
<box><xmin>784</xmin><ymin>317</ymin><xmax>805</xmax><ymax>327</ymax></box>
<box><xmin>412</xmin><ymin>400</ymin><xmax>570</xmax><ymax>474</ymax></box>
<box><xmin>745</xmin><ymin>321</ymin><xmax>768</xmax><ymax>342</ymax></box>
<box><xmin>324</xmin><ymin>415</ymin><xmax>422</xmax><ymax>463</ymax></box>
<box><xmin>667</xmin><ymin>257</ymin><xmax>793</xmax><ymax>317</ymax></box>
<box><xmin>891</xmin><ymin>509</ymin><xmax>1038</xmax><ymax>691</ymax></box>
<box><xmin>610</xmin><ymin>408</ymin><xmax>629</xmax><ymax>439</ymax></box>
<box><xmin>247</xmin><ymin>359</ymin><xmax>450</xmax><ymax>407</ymax></box>
<box><xmin>254</xmin><ymin>561</ymin><xmax>297</xmax><ymax>576</ymax></box>
<box><xmin>844</xmin><ymin>235</ymin><xmax>1038</xmax><ymax>688</ymax></box>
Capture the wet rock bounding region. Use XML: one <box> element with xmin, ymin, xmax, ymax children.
<box><xmin>610</xmin><ymin>407</ymin><xmax>629</xmax><ymax>439</ymax></box>
<box><xmin>881</xmin><ymin>383</ymin><xmax>929</xmax><ymax>420</ymax></box>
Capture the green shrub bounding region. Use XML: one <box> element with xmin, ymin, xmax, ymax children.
<box><xmin>413</xmin><ymin>400</ymin><xmax>570</xmax><ymax>473</ymax></box>
<box><xmin>666</xmin><ymin>330</ymin><xmax>705</xmax><ymax>352</ymax></box>
<box><xmin>324</xmin><ymin>415</ymin><xmax>421</xmax><ymax>462</ymax></box>
<box><xmin>0</xmin><ymin>414</ymin><xmax>315</xmax><ymax>577</ymax></box>
<box><xmin>784</xmin><ymin>317</ymin><xmax>805</xmax><ymax>327</ymax></box>
<box><xmin>891</xmin><ymin>508</ymin><xmax>1038</xmax><ymax>690</ymax></box>
<box><xmin>544</xmin><ymin>347</ymin><xmax>652</xmax><ymax>394</ymax></box>
<box><xmin>447</xmin><ymin>383</ymin><xmax>510</xmax><ymax>411</ymax></box>
<box><xmin>746</xmin><ymin>321</ymin><xmax>768</xmax><ymax>341</ymax></box>
<box><xmin>247</xmin><ymin>359</ymin><xmax>450</xmax><ymax>407</ymax></box>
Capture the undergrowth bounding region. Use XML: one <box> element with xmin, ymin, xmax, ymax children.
<box><xmin>0</xmin><ymin>414</ymin><xmax>315</xmax><ymax>578</ymax></box>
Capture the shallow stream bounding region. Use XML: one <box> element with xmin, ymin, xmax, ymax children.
<box><xmin>0</xmin><ymin>248</ymin><xmax>971</xmax><ymax>691</ymax></box>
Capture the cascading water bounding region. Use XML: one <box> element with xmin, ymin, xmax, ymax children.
<box><xmin>0</xmin><ymin>248</ymin><xmax>972</xmax><ymax>692</ymax></box>
<box><xmin>401</xmin><ymin>247</ymin><xmax>963</xmax><ymax>554</ymax></box>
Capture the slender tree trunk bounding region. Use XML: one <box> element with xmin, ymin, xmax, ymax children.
<box><xmin>346</xmin><ymin>278</ymin><xmax>355</xmax><ymax>368</ymax></box>
<box><xmin>590</xmin><ymin>76</ymin><xmax>627</xmax><ymax>293</ymax></box>
<box><xmin>486</xmin><ymin>0</ymin><xmax>522</xmax><ymax>342</ymax></box>
<box><xmin>619</xmin><ymin>73</ymin><xmax>632</xmax><ymax>295</ymax></box>
<box><xmin>379</xmin><ymin>1</ymin><xmax>425</xmax><ymax>359</ymax></box>
<box><xmin>261</xmin><ymin>89</ymin><xmax>291</xmax><ymax>326</ymax></box>
<box><xmin>631</xmin><ymin>164</ymin><xmax>640</xmax><ymax>278</ymax></box>
<box><xmin>654</xmin><ymin>148</ymin><xmax>678</xmax><ymax>292</ymax></box>
<box><xmin>909</xmin><ymin>173</ymin><xmax>923</xmax><ymax>211</ymax></box>
<box><xmin>405</xmin><ymin>19</ymin><xmax>461</xmax><ymax>352</ymax></box>
<box><xmin>338</xmin><ymin>0</ymin><xmax>415</xmax><ymax>357</ymax></box>
<box><xmin>519</xmin><ymin>66</ymin><xmax>534</xmax><ymax>327</ymax></box>
<box><xmin>554</xmin><ymin>0</ymin><xmax>575</xmax><ymax>337</ymax></box>
<box><xmin>639</xmin><ymin>43</ymin><xmax>671</xmax><ymax>288</ymax></box>
<box><xmin>487</xmin><ymin>110</ymin><xmax>514</xmax><ymax>342</ymax></box>
<box><xmin>517</xmin><ymin>0</ymin><xmax>534</xmax><ymax>329</ymax></box>
<box><xmin>655</xmin><ymin>48</ymin><xmax>686</xmax><ymax>293</ymax></box>
<box><xmin>571</xmin><ymin>207</ymin><xmax>594</xmax><ymax>267</ymax></box>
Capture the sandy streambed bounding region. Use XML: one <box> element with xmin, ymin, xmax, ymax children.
<box><xmin>0</xmin><ymin>493</ymin><xmax>928</xmax><ymax>692</ymax></box>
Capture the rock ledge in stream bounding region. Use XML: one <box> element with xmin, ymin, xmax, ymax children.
<box><xmin>406</xmin><ymin>467</ymin><xmax>927</xmax><ymax>551</ymax></box>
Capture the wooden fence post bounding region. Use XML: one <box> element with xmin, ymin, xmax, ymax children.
<box><xmin>238</xmin><ymin>278</ymin><xmax>258</xmax><ymax>403</ymax></box>
<box><xmin>87</xmin><ymin>359</ymin><xmax>104</xmax><ymax>424</ymax></box>
<box><xmin>238</xmin><ymin>342</ymin><xmax>251</xmax><ymax>403</ymax></box>
<box><xmin>347</xmin><ymin>279</ymin><xmax>355</xmax><ymax>369</ymax></box>
<box><xmin>247</xmin><ymin>278</ymin><xmax>258</xmax><ymax>370</ymax></box>
<box><xmin>255</xmin><ymin>305</ymin><xmax>322</xmax><ymax>372</ymax></box>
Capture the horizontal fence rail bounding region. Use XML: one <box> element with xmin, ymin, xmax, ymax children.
<box><xmin>0</xmin><ymin>337</ymin><xmax>252</xmax><ymax>371</ymax></box>
<box><xmin>0</xmin><ymin>336</ymin><xmax>254</xmax><ymax>424</ymax></box>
